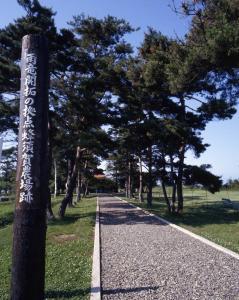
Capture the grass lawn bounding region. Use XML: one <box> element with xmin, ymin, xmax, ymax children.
<box><xmin>126</xmin><ymin>187</ymin><xmax>239</xmax><ymax>254</ymax></box>
<box><xmin>0</xmin><ymin>196</ymin><xmax>96</xmax><ymax>300</ymax></box>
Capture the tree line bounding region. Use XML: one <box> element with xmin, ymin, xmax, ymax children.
<box><xmin>1</xmin><ymin>0</ymin><xmax>239</xmax><ymax>216</ymax></box>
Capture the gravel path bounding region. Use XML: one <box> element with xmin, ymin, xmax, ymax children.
<box><xmin>100</xmin><ymin>196</ymin><xmax>239</xmax><ymax>300</ymax></box>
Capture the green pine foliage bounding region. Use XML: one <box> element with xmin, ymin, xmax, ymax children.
<box><xmin>1</xmin><ymin>0</ymin><xmax>239</xmax><ymax>214</ymax></box>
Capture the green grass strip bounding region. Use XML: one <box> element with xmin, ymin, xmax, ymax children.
<box><xmin>0</xmin><ymin>196</ymin><xmax>96</xmax><ymax>300</ymax></box>
<box><xmin>125</xmin><ymin>191</ymin><xmax>239</xmax><ymax>254</ymax></box>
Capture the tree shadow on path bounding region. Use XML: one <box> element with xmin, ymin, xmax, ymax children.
<box><xmin>103</xmin><ymin>285</ymin><xmax>161</xmax><ymax>295</ymax></box>
<box><xmin>99</xmin><ymin>197</ymin><xmax>239</xmax><ymax>228</ymax></box>
<box><xmin>45</xmin><ymin>288</ymin><xmax>90</xmax><ymax>299</ymax></box>
<box><xmin>100</xmin><ymin>199</ymin><xmax>167</xmax><ymax>226</ymax></box>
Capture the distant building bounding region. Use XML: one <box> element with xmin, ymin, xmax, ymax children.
<box><xmin>94</xmin><ymin>174</ymin><xmax>106</xmax><ymax>180</ymax></box>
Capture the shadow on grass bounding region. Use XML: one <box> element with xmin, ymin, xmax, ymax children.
<box><xmin>45</xmin><ymin>288</ymin><xmax>90</xmax><ymax>299</ymax></box>
<box><xmin>183</xmin><ymin>195</ymin><xmax>204</xmax><ymax>201</ymax></box>
<box><xmin>147</xmin><ymin>201</ymin><xmax>239</xmax><ymax>228</ymax></box>
<box><xmin>48</xmin><ymin>215</ymin><xmax>80</xmax><ymax>227</ymax></box>
<box><xmin>82</xmin><ymin>194</ymin><xmax>98</xmax><ymax>199</ymax></box>
<box><xmin>0</xmin><ymin>211</ymin><xmax>14</xmax><ymax>228</ymax></box>
<box><xmin>48</xmin><ymin>211</ymin><xmax>96</xmax><ymax>227</ymax></box>
<box><xmin>0</xmin><ymin>202</ymin><xmax>96</xmax><ymax>230</ymax></box>
<box><xmin>80</xmin><ymin>212</ymin><xmax>96</xmax><ymax>227</ymax></box>
<box><xmin>151</xmin><ymin>196</ymin><xmax>204</xmax><ymax>203</ymax></box>
<box><xmin>100</xmin><ymin>196</ymin><xmax>239</xmax><ymax>227</ymax></box>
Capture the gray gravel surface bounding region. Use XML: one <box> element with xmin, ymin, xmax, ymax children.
<box><xmin>100</xmin><ymin>196</ymin><xmax>239</xmax><ymax>300</ymax></box>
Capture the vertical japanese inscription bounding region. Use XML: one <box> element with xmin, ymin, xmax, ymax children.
<box><xmin>11</xmin><ymin>34</ymin><xmax>49</xmax><ymax>300</ymax></box>
<box><xmin>19</xmin><ymin>52</ymin><xmax>37</xmax><ymax>204</ymax></box>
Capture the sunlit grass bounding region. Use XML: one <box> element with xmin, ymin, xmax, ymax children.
<box><xmin>0</xmin><ymin>196</ymin><xmax>96</xmax><ymax>300</ymax></box>
<box><xmin>126</xmin><ymin>187</ymin><xmax>239</xmax><ymax>253</ymax></box>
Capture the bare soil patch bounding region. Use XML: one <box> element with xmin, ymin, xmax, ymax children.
<box><xmin>53</xmin><ymin>234</ymin><xmax>77</xmax><ymax>242</ymax></box>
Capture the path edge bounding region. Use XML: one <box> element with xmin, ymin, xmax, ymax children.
<box><xmin>115</xmin><ymin>196</ymin><xmax>239</xmax><ymax>261</ymax></box>
<box><xmin>90</xmin><ymin>197</ymin><xmax>101</xmax><ymax>300</ymax></box>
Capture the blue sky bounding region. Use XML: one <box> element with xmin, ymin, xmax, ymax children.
<box><xmin>1</xmin><ymin>0</ymin><xmax>239</xmax><ymax>181</ymax></box>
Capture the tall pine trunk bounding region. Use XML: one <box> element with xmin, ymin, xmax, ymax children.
<box><xmin>65</xmin><ymin>159</ymin><xmax>73</xmax><ymax>190</ymax></box>
<box><xmin>59</xmin><ymin>147</ymin><xmax>82</xmax><ymax>218</ymax></box>
<box><xmin>128</xmin><ymin>161</ymin><xmax>132</xmax><ymax>199</ymax></box>
<box><xmin>125</xmin><ymin>180</ymin><xmax>128</xmax><ymax>198</ymax></box>
<box><xmin>76</xmin><ymin>169</ymin><xmax>82</xmax><ymax>202</ymax></box>
<box><xmin>170</xmin><ymin>155</ymin><xmax>177</xmax><ymax>212</ymax></box>
<box><xmin>147</xmin><ymin>146</ymin><xmax>153</xmax><ymax>207</ymax></box>
<box><xmin>161</xmin><ymin>155</ymin><xmax>173</xmax><ymax>213</ymax></box>
<box><xmin>115</xmin><ymin>168</ymin><xmax>119</xmax><ymax>193</ymax></box>
<box><xmin>54</xmin><ymin>158</ymin><xmax>58</xmax><ymax>198</ymax></box>
<box><xmin>81</xmin><ymin>181</ymin><xmax>86</xmax><ymax>198</ymax></box>
<box><xmin>67</xmin><ymin>159</ymin><xmax>74</xmax><ymax>207</ymax></box>
<box><xmin>161</xmin><ymin>179</ymin><xmax>172</xmax><ymax>213</ymax></box>
<box><xmin>171</xmin><ymin>184</ymin><xmax>177</xmax><ymax>213</ymax></box>
<box><xmin>81</xmin><ymin>158</ymin><xmax>88</xmax><ymax>198</ymax></box>
<box><xmin>177</xmin><ymin>145</ymin><xmax>185</xmax><ymax>213</ymax></box>
<box><xmin>138</xmin><ymin>156</ymin><xmax>144</xmax><ymax>202</ymax></box>
<box><xmin>177</xmin><ymin>95</ymin><xmax>186</xmax><ymax>213</ymax></box>
<box><xmin>83</xmin><ymin>180</ymin><xmax>89</xmax><ymax>197</ymax></box>
<box><xmin>47</xmin><ymin>117</ymin><xmax>54</xmax><ymax>219</ymax></box>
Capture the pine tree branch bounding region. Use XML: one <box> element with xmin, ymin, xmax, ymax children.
<box><xmin>185</xmin><ymin>95</ymin><xmax>206</xmax><ymax>104</ymax></box>
<box><xmin>186</xmin><ymin>105</ymin><xmax>198</xmax><ymax>112</ymax></box>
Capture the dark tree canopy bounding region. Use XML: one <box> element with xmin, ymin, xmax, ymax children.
<box><xmin>1</xmin><ymin>0</ymin><xmax>238</xmax><ymax>215</ymax></box>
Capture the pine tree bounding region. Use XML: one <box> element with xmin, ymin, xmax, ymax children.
<box><xmin>56</xmin><ymin>15</ymin><xmax>134</xmax><ymax>217</ymax></box>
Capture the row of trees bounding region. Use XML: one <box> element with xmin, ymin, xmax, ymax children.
<box><xmin>1</xmin><ymin>0</ymin><xmax>239</xmax><ymax>216</ymax></box>
<box><xmin>106</xmin><ymin>0</ymin><xmax>239</xmax><ymax>212</ymax></box>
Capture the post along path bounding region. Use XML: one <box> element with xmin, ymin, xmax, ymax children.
<box><xmin>99</xmin><ymin>196</ymin><xmax>239</xmax><ymax>300</ymax></box>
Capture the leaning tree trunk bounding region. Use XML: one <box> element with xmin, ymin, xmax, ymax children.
<box><xmin>161</xmin><ymin>155</ymin><xmax>172</xmax><ymax>213</ymax></box>
<box><xmin>131</xmin><ymin>178</ymin><xmax>135</xmax><ymax>198</ymax></box>
<box><xmin>66</xmin><ymin>159</ymin><xmax>74</xmax><ymax>207</ymax></box>
<box><xmin>128</xmin><ymin>161</ymin><xmax>132</xmax><ymax>199</ymax></box>
<box><xmin>171</xmin><ymin>183</ymin><xmax>177</xmax><ymax>213</ymax></box>
<box><xmin>58</xmin><ymin>147</ymin><xmax>82</xmax><ymax>218</ymax></box>
<box><xmin>138</xmin><ymin>156</ymin><xmax>144</xmax><ymax>202</ymax></box>
<box><xmin>65</xmin><ymin>159</ymin><xmax>71</xmax><ymax>189</ymax></box>
<box><xmin>47</xmin><ymin>116</ymin><xmax>55</xmax><ymax>220</ymax></box>
<box><xmin>176</xmin><ymin>95</ymin><xmax>186</xmax><ymax>214</ymax></box>
<box><xmin>169</xmin><ymin>155</ymin><xmax>176</xmax><ymax>213</ymax></box>
<box><xmin>81</xmin><ymin>158</ymin><xmax>88</xmax><ymax>198</ymax></box>
<box><xmin>75</xmin><ymin>169</ymin><xmax>82</xmax><ymax>202</ymax></box>
<box><xmin>176</xmin><ymin>144</ymin><xmax>185</xmax><ymax>213</ymax></box>
<box><xmin>161</xmin><ymin>179</ymin><xmax>172</xmax><ymax>213</ymax></box>
<box><xmin>147</xmin><ymin>146</ymin><xmax>153</xmax><ymax>207</ymax></box>
<box><xmin>84</xmin><ymin>181</ymin><xmax>89</xmax><ymax>197</ymax></box>
<box><xmin>115</xmin><ymin>168</ymin><xmax>120</xmax><ymax>193</ymax></box>
<box><xmin>125</xmin><ymin>180</ymin><xmax>128</xmax><ymax>198</ymax></box>
<box><xmin>54</xmin><ymin>158</ymin><xmax>58</xmax><ymax>198</ymax></box>
<box><xmin>81</xmin><ymin>180</ymin><xmax>86</xmax><ymax>198</ymax></box>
